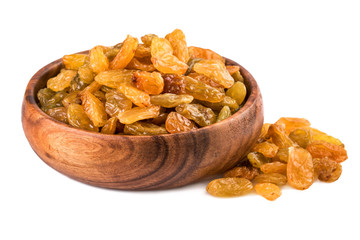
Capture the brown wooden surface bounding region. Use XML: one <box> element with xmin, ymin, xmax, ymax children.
<box><xmin>21</xmin><ymin>55</ymin><xmax>264</xmax><ymax>190</ymax></box>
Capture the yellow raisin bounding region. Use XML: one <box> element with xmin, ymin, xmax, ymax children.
<box><xmin>47</xmin><ymin>69</ymin><xmax>77</xmax><ymax>92</ymax></box>
<box><xmin>206</xmin><ymin>178</ymin><xmax>253</xmax><ymax>197</ymax></box>
<box><xmin>117</xmin><ymin>105</ymin><xmax>160</xmax><ymax>124</ymax></box>
<box><xmin>254</xmin><ymin>183</ymin><xmax>282</xmax><ymax>201</ymax></box>
<box><xmin>89</xmin><ymin>45</ymin><xmax>109</xmax><ymax>74</ymax></box>
<box><xmin>110</xmin><ymin>35</ymin><xmax>138</xmax><ymax>70</ymax></box>
<box><xmin>193</xmin><ymin>59</ymin><xmax>234</xmax><ymax>88</ymax></box>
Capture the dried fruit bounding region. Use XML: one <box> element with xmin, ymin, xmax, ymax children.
<box><xmin>37</xmin><ymin>88</ymin><xmax>55</xmax><ymax>109</ymax></box>
<box><xmin>62</xmin><ymin>54</ymin><xmax>88</xmax><ymax>70</ymax></box>
<box><xmin>110</xmin><ymin>35</ymin><xmax>138</xmax><ymax>70</ymax></box>
<box><xmin>208</xmin><ymin>118</ymin><xmax>347</xmax><ymax>199</ymax></box>
<box><xmin>275</xmin><ymin>117</ymin><xmax>311</xmax><ymax>135</ymax></box>
<box><xmin>184</xmin><ymin>76</ymin><xmax>225</xmax><ymax>103</ymax></box>
<box><xmin>81</xmin><ymin>91</ymin><xmax>108</xmax><ymax>127</ymax></box>
<box><xmin>133</xmin><ymin>71</ymin><xmax>164</xmax><ymax>94</ymax></box>
<box><xmin>70</xmin><ymin>75</ymin><xmax>88</xmax><ymax>92</ymax></box>
<box><xmin>101</xmin><ymin>117</ymin><xmax>118</xmax><ymax>134</ymax></box>
<box><xmin>273</xmin><ymin>148</ymin><xmax>289</xmax><ymax>163</ymax></box>
<box><xmin>193</xmin><ymin>59</ymin><xmax>234</xmax><ymax>88</ymax></box>
<box><xmin>117</xmin><ymin>105</ymin><xmax>160</xmax><ymax>124</ymax></box>
<box><xmin>287</xmin><ymin>147</ymin><xmax>314</xmax><ymax>190</ymax></box>
<box><xmin>95</xmin><ymin>69</ymin><xmax>135</xmax><ymax>88</ymax></box>
<box><xmin>216</xmin><ymin>106</ymin><xmax>231</xmax><ymax>122</ymax></box>
<box><xmin>254</xmin><ymin>183</ymin><xmax>282</xmax><ymax>201</ymax></box>
<box><xmin>124</xmin><ymin>122</ymin><xmax>168</xmax><ymax>135</ymax></box>
<box><xmin>151</xmin><ymin>112</ymin><xmax>168</xmax><ymax>125</ymax></box>
<box><xmin>39</xmin><ymin>29</ymin><xmax>249</xmax><ymax>135</ymax></box>
<box><xmin>258</xmin><ymin>123</ymin><xmax>271</xmax><ymax>141</ymax></box>
<box><xmin>162</xmin><ymin>74</ymin><xmax>186</xmax><ymax>94</ymax></box>
<box><xmin>46</xmin><ymin>107</ymin><xmax>68</xmax><ymax>123</ymax></box>
<box><xmin>118</xmin><ymin>82</ymin><xmax>151</xmax><ymax>107</ymax></box>
<box><xmin>310</xmin><ymin>128</ymin><xmax>344</xmax><ymax>147</ymax></box>
<box><xmin>150</xmin><ymin>93</ymin><xmax>193</xmax><ymax>108</ymax></box>
<box><xmin>93</xmin><ymin>90</ymin><xmax>106</xmax><ymax>103</ymax></box>
<box><xmin>306</xmin><ymin>141</ymin><xmax>348</xmax><ymax>163</ymax></box>
<box><xmin>226</xmin><ymin>65</ymin><xmax>240</xmax><ymax>75</ymax></box>
<box><xmin>188</xmin><ymin>46</ymin><xmax>224</xmax><ymax>63</ymax></box>
<box><xmin>313</xmin><ymin>157</ymin><xmax>342</xmax><ymax>182</ymax></box>
<box><xmin>231</xmin><ymin>70</ymin><xmax>244</xmax><ymax>82</ymax></box>
<box><xmin>226</xmin><ymin>81</ymin><xmax>247</xmax><ymax>105</ymax></box>
<box><xmin>223</xmin><ymin>166</ymin><xmax>259</xmax><ymax>180</ymax></box>
<box><xmin>62</xmin><ymin>91</ymin><xmax>81</xmax><ymax>108</ymax></box>
<box><xmin>200</xmin><ymin>96</ymin><xmax>239</xmax><ymax>112</ymax></box>
<box><xmin>42</xmin><ymin>90</ymin><xmax>68</xmax><ymax>111</ymax></box>
<box><xmin>267</xmin><ymin>124</ymin><xmax>295</xmax><ymax>148</ymax></box>
<box><xmin>187</xmin><ymin>72</ymin><xmax>223</xmax><ymax>88</ymax></box>
<box><xmin>150</xmin><ymin>37</ymin><xmax>173</xmax><ymax>56</ymax></box>
<box><xmin>206</xmin><ymin>178</ymin><xmax>253</xmax><ymax>197</ymax></box>
<box><xmin>260</xmin><ymin>162</ymin><xmax>287</xmax><ymax>175</ymax></box>
<box><xmin>151</xmin><ymin>37</ymin><xmax>188</xmax><ymax>75</ymax></box>
<box><xmin>67</xmin><ymin>103</ymin><xmax>98</xmax><ymax>132</ymax></box>
<box><xmin>89</xmin><ymin>45</ymin><xmax>109</xmax><ymax>74</ymax></box>
<box><xmin>47</xmin><ymin>69</ymin><xmax>77</xmax><ymax>92</ymax></box>
<box><xmin>80</xmin><ymin>81</ymin><xmax>102</xmax><ymax>95</ymax></box>
<box><xmin>134</xmin><ymin>44</ymin><xmax>151</xmax><ymax>58</ymax></box>
<box><xmin>247</xmin><ymin>152</ymin><xmax>271</xmax><ymax>168</ymax></box>
<box><xmin>253</xmin><ymin>173</ymin><xmax>287</xmax><ymax>186</ymax></box>
<box><xmin>105</xmin><ymin>44</ymin><xmax>122</xmax><ymax>61</ymax></box>
<box><xmin>152</xmin><ymin>53</ymin><xmax>189</xmax><ymax>75</ymax></box>
<box><xmin>165</xmin><ymin>29</ymin><xmax>190</xmax><ymax>63</ymax></box>
<box><xmin>104</xmin><ymin>90</ymin><xmax>132</xmax><ymax>117</ymax></box>
<box><xmin>78</xmin><ymin>64</ymin><xmax>95</xmax><ymax>84</ymax></box>
<box><xmin>165</xmin><ymin>112</ymin><xmax>198</xmax><ymax>134</ymax></box>
<box><xmin>252</xmin><ymin>141</ymin><xmax>279</xmax><ymax>158</ymax></box>
<box><xmin>289</xmin><ymin>128</ymin><xmax>312</xmax><ymax>148</ymax></box>
<box><xmin>126</xmin><ymin>57</ymin><xmax>156</xmax><ymax>72</ymax></box>
<box><xmin>141</xmin><ymin>34</ymin><xmax>158</xmax><ymax>47</ymax></box>
<box><xmin>175</xmin><ymin>103</ymin><xmax>216</xmax><ymax>127</ymax></box>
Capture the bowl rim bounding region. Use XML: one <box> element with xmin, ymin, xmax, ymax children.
<box><xmin>23</xmin><ymin>53</ymin><xmax>261</xmax><ymax>139</ymax></box>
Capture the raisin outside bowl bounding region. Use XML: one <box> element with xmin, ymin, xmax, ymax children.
<box><xmin>21</xmin><ymin>56</ymin><xmax>263</xmax><ymax>190</ymax></box>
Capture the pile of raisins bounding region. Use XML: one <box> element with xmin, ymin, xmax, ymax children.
<box><xmin>38</xmin><ymin>29</ymin><xmax>246</xmax><ymax>135</ymax></box>
<box><xmin>207</xmin><ymin>117</ymin><xmax>348</xmax><ymax>200</ymax></box>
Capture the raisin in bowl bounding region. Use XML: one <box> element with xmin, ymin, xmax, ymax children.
<box><xmin>22</xmin><ymin>57</ymin><xmax>263</xmax><ymax>190</ymax></box>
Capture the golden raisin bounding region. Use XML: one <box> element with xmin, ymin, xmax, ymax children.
<box><xmin>81</xmin><ymin>91</ymin><xmax>108</xmax><ymax>127</ymax></box>
<box><xmin>110</xmin><ymin>35</ymin><xmax>138</xmax><ymax>70</ymax></box>
<box><xmin>254</xmin><ymin>183</ymin><xmax>282</xmax><ymax>201</ymax></box>
<box><xmin>223</xmin><ymin>166</ymin><xmax>260</xmax><ymax>180</ymax></box>
<box><xmin>253</xmin><ymin>173</ymin><xmax>287</xmax><ymax>186</ymax></box>
<box><xmin>63</xmin><ymin>54</ymin><xmax>88</xmax><ymax>70</ymax></box>
<box><xmin>47</xmin><ymin>69</ymin><xmax>77</xmax><ymax>92</ymax></box>
<box><xmin>89</xmin><ymin>45</ymin><xmax>109</xmax><ymax>74</ymax></box>
<box><xmin>165</xmin><ymin>29</ymin><xmax>190</xmax><ymax>63</ymax></box>
<box><xmin>306</xmin><ymin>141</ymin><xmax>348</xmax><ymax>163</ymax></box>
<box><xmin>287</xmin><ymin>147</ymin><xmax>314</xmax><ymax>190</ymax></box>
<box><xmin>193</xmin><ymin>59</ymin><xmax>234</xmax><ymax>88</ymax></box>
<box><xmin>117</xmin><ymin>105</ymin><xmax>160</xmax><ymax>124</ymax></box>
<box><xmin>188</xmin><ymin>46</ymin><xmax>225</xmax><ymax>63</ymax></box>
<box><xmin>260</xmin><ymin>162</ymin><xmax>287</xmax><ymax>175</ymax></box>
<box><xmin>313</xmin><ymin>157</ymin><xmax>342</xmax><ymax>182</ymax></box>
<box><xmin>206</xmin><ymin>178</ymin><xmax>253</xmax><ymax>197</ymax></box>
<box><xmin>252</xmin><ymin>141</ymin><xmax>279</xmax><ymax>158</ymax></box>
<box><xmin>275</xmin><ymin>117</ymin><xmax>311</xmax><ymax>135</ymax></box>
<box><xmin>133</xmin><ymin>71</ymin><xmax>164</xmax><ymax>95</ymax></box>
<box><xmin>165</xmin><ymin>112</ymin><xmax>198</xmax><ymax>134</ymax></box>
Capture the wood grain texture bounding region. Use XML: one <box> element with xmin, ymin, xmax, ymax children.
<box><xmin>22</xmin><ymin>54</ymin><xmax>264</xmax><ymax>190</ymax></box>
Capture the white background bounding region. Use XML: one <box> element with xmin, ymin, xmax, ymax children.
<box><xmin>1</xmin><ymin>0</ymin><xmax>359</xmax><ymax>239</ymax></box>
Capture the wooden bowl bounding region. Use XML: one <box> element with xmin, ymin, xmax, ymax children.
<box><xmin>22</xmin><ymin>55</ymin><xmax>264</xmax><ymax>190</ymax></box>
